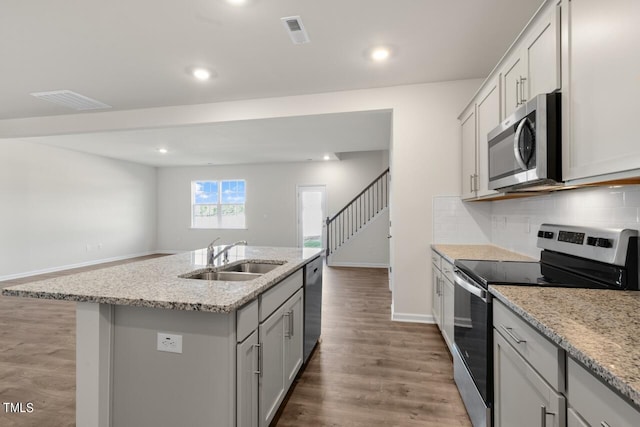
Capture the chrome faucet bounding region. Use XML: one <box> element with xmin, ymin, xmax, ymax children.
<box><xmin>209</xmin><ymin>240</ymin><xmax>248</xmax><ymax>265</ymax></box>
<box><xmin>206</xmin><ymin>237</ymin><xmax>220</xmax><ymax>266</ymax></box>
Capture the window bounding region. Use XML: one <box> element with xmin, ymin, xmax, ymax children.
<box><xmin>191</xmin><ymin>180</ymin><xmax>246</xmax><ymax>229</ymax></box>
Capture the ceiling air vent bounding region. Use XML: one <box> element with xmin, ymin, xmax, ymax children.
<box><xmin>281</xmin><ymin>16</ymin><xmax>310</xmax><ymax>44</ymax></box>
<box><xmin>30</xmin><ymin>90</ymin><xmax>112</xmax><ymax>111</ymax></box>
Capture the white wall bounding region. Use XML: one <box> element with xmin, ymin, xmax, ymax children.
<box><xmin>157</xmin><ymin>151</ymin><xmax>388</xmax><ymax>252</ymax></box>
<box><xmin>0</xmin><ymin>139</ymin><xmax>157</xmax><ymax>279</ymax></box>
<box><xmin>329</xmin><ymin>208</ymin><xmax>390</xmax><ymax>267</ymax></box>
<box><xmin>1</xmin><ymin>80</ymin><xmax>483</xmax><ymax>321</ymax></box>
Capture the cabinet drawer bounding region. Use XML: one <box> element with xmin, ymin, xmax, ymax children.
<box><xmin>260</xmin><ymin>270</ymin><xmax>303</xmax><ymax>322</ymax></box>
<box><xmin>567</xmin><ymin>358</ymin><xmax>640</xmax><ymax>427</ymax></box>
<box><xmin>431</xmin><ymin>251</ymin><xmax>441</xmax><ymax>271</ymax></box>
<box><xmin>441</xmin><ymin>259</ymin><xmax>454</xmax><ymax>283</ymax></box>
<box><xmin>493</xmin><ymin>300</ymin><xmax>565</xmax><ymax>391</ymax></box>
<box><xmin>237</xmin><ymin>298</ymin><xmax>259</xmax><ymax>343</ymax></box>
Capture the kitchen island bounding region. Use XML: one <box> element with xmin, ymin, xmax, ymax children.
<box><xmin>2</xmin><ymin>246</ymin><xmax>322</xmax><ymax>427</ymax></box>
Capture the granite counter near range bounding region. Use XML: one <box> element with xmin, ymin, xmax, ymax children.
<box><xmin>431</xmin><ymin>243</ymin><xmax>535</xmax><ymax>264</ymax></box>
<box><xmin>1</xmin><ymin>246</ymin><xmax>322</xmax><ymax>313</ymax></box>
<box><xmin>490</xmin><ymin>285</ymin><xmax>640</xmax><ymax>410</ymax></box>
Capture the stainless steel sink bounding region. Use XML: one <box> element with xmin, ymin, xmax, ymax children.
<box><xmin>219</xmin><ymin>261</ymin><xmax>283</xmax><ymax>274</ymax></box>
<box><xmin>186</xmin><ymin>271</ymin><xmax>262</xmax><ymax>281</ymax></box>
<box><xmin>181</xmin><ymin>261</ymin><xmax>284</xmax><ymax>281</ymax></box>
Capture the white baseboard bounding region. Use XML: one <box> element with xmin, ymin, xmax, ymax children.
<box><xmin>390</xmin><ymin>303</ymin><xmax>435</xmax><ymax>324</ymax></box>
<box><xmin>0</xmin><ymin>251</ymin><xmax>161</xmax><ymax>282</ymax></box>
<box><xmin>327</xmin><ymin>261</ymin><xmax>389</xmax><ymax>268</ymax></box>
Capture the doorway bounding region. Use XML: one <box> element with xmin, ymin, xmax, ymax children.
<box><xmin>297</xmin><ymin>185</ymin><xmax>327</xmax><ymax>249</ymax></box>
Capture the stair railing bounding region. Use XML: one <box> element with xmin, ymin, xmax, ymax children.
<box><xmin>325</xmin><ymin>168</ymin><xmax>390</xmax><ymax>257</ymax></box>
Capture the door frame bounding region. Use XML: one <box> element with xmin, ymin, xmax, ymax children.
<box><xmin>295</xmin><ymin>185</ymin><xmax>327</xmax><ymax>249</ymax></box>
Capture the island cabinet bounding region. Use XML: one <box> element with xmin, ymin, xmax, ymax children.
<box><xmin>493</xmin><ymin>300</ymin><xmax>566</xmax><ymax>427</ymax></box>
<box><xmin>237</xmin><ymin>270</ymin><xmax>304</xmax><ymax>427</ymax></box>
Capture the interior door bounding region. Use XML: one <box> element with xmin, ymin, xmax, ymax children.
<box><xmin>296</xmin><ymin>185</ymin><xmax>326</xmax><ymax>249</ymax></box>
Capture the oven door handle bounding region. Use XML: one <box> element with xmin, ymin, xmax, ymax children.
<box><xmin>454</xmin><ymin>271</ymin><xmax>489</xmax><ymax>303</ymax></box>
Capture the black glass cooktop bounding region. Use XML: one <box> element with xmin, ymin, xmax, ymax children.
<box><xmin>454</xmin><ymin>259</ymin><xmax>612</xmax><ymax>290</ymax></box>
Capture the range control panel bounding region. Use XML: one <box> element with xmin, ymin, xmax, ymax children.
<box><xmin>537</xmin><ymin>224</ymin><xmax>637</xmax><ymax>266</ymax></box>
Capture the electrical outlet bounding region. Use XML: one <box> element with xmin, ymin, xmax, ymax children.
<box><xmin>157</xmin><ymin>333</ymin><xmax>182</xmax><ymax>354</ymax></box>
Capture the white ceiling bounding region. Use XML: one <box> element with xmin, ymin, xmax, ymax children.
<box><xmin>25</xmin><ymin>110</ymin><xmax>392</xmax><ymax>167</ymax></box>
<box><xmin>2</xmin><ymin>0</ymin><xmax>543</xmax><ymax>165</ymax></box>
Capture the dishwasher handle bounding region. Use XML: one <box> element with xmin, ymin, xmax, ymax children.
<box><xmin>454</xmin><ymin>271</ymin><xmax>489</xmax><ymax>303</ymax></box>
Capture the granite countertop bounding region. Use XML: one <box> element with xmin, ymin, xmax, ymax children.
<box><xmin>431</xmin><ymin>244</ymin><xmax>535</xmax><ymax>264</ymax></box>
<box><xmin>1</xmin><ymin>246</ymin><xmax>322</xmax><ymax>313</ymax></box>
<box><xmin>490</xmin><ymin>285</ymin><xmax>640</xmax><ymax>409</ymax></box>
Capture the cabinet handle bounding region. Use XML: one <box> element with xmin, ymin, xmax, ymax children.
<box><xmin>540</xmin><ymin>405</ymin><xmax>547</xmax><ymax>427</ymax></box>
<box><xmin>289</xmin><ymin>310</ymin><xmax>294</xmax><ymax>337</ymax></box>
<box><xmin>253</xmin><ymin>343</ymin><xmax>262</xmax><ymax>376</ymax></box>
<box><xmin>284</xmin><ymin>312</ymin><xmax>291</xmax><ymax>338</ymax></box>
<box><xmin>516</xmin><ymin>79</ymin><xmax>521</xmax><ymax>106</ymax></box>
<box><xmin>469</xmin><ymin>174</ymin><xmax>474</xmax><ymax>193</ymax></box>
<box><xmin>520</xmin><ymin>76</ymin><xmax>527</xmax><ymax>103</ymax></box>
<box><xmin>500</xmin><ymin>325</ymin><xmax>526</xmax><ymax>344</ymax></box>
<box><xmin>474</xmin><ymin>174</ymin><xmax>479</xmax><ymax>192</ymax></box>
<box><xmin>601</xmin><ymin>422</ymin><xmax>611</xmax><ymax>427</ymax></box>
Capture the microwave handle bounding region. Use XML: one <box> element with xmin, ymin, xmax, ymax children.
<box><xmin>513</xmin><ymin>118</ymin><xmax>530</xmax><ymax>171</ymax></box>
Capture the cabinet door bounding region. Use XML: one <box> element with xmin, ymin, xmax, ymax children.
<box><xmin>524</xmin><ymin>3</ymin><xmax>560</xmax><ymax>100</ymax></box>
<box><xmin>431</xmin><ymin>267</ymin><xmax>442</xmax><ymax>329</ymax></box>
<box><xmin>494</xmin><ymin>330</ymin><xmax>566</xmax><ymax>427</ymax></box>
<box><xmin>476</xmin><ymin>79</ymin><xmax>501</xmax><ymax>198</ymax></box>
<box><xmin>259</xmin><ymin>305</ymin><xmax>286</xmax><ymax>427</ymax></box>
<box><xmin>567</xmin><ymin>408</ymin><xmax>589</xmax><ymax>427</ymax></box>
<box><xmin>283</xmin><ymin>288</ymin><xmax>304</xmax><ymax>389</ymax></box>
<box><xmin>502</xmin><ymin>52</ymin><xmax>525</xmax><ymax>118</ymax></box>
<box><xmin>460</xmin><ymin>105</ymin><xmax>477</xmax><ymax>200</ymax></box>
<box><xmin>237</xmin><ymin>330</ymin><xmax>259</xmax><ymax>427</ymax></box>
<box><xmin>442</xmin><ymin>275</ymin><xmax>454</xmax><ymax>352</ymax></box>
<box><xmin>563</xmin><ymin>0</ymin><xmax>640</xmax><ymax>181</ymax></box>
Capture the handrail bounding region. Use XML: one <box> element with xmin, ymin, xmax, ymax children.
<box><xmin>325</xmin><ymin>168</ymin><xmax>390</xmax><ymax>258</ymax></box>
<box><xmin>328</xmin><ymin>168</ymin><xmax>389</xmax><ymax>222</ymax></box>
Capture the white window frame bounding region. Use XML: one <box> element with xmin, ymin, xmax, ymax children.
<box><xmin>190</xmin><ymin>179</ymin><xmax>246</xmax><ymax>229</ymax></box>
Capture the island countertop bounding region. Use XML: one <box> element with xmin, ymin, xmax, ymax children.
<box><xmin>1</xmin><ymin>246</ymin><xmax>322</xmax><ymax>313</ymax></box>
<box><xmin>490</xmin><ymin>285</ymin><xmax>640</xmax><ymax>409</ymax></box>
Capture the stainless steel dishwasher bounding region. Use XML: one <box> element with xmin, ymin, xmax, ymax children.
<box><xmin>303</xmin><ymin>255</ymin><xmax>323</xmax><ymax>363</ymax></box>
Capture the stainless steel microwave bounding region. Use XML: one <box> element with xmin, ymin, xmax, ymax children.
<box><xmin>487</xmin><ymin>92</ymin><xmax>561</xmax><ymax>191</ymax></box>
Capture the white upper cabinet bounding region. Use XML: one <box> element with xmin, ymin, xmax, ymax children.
<box><xmin>460</xmin><ymin>104</ymin><xmax>477</xmax><ymax>200</ymax></box>
<box><xmin>562</xmin><ymin>0</ymin><xmax>640</xmax><ymax>181</ymax></box>
<box><xmin>476</xmin><ymin>78</ymin><xmax>501</xmax><ymax>198</ymax></box>
<box><xmin>501</xmin><ymin>2</ymin><xmax>561</xmax><ymax>118</ymax></box>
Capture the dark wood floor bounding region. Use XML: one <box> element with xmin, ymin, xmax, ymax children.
<box><xmin>0</xmin><ymin>258</ymin><xmax>470</xmax><ymax>426</ymax></box>
<box><xmin>277</xmin><ymin>266</ymin><xmax>471</xmax><ymax>426</ymax></box>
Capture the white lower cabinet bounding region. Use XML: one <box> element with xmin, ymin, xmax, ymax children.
<box><xmin>237</xmin><ymin>330</ymin><xmax>259</xmax><ymax>427</ymax></box>
<box><xmin>493</xmin><ymin>329</ymin><xmax>566</xmax><ymax>427</ymax></box>
<box><xmin>259</xmin><ymin>303</ymin><xmax>287</xmax><ymax>427</ymax></box>
<box><xmin>283</xmin><ymin>288</ymin><xmax>304</xmax><ymax>389</ymax></box>
<box><xmin>566</xmin><ymin>357</ymin><xmax>640</xmax><ymax>427</ymax></box>
<box><xmin>236</xmin><ymin>270</ymin><xmax>305</xmax><ymax>427</ymax></box>
<box><xmin>430</xmin><ymin>250</ymin><xmax>454</xmax><ymax>352</ymax></box>
<box><xmin>566</xmin><ymin>408</ymin><xmax>588</xmax><ymax>427</ymax></box>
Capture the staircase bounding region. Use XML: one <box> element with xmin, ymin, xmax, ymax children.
<box><xmin>325</xmin><ymin>168</ymin><xmax>390</xmax><ymax>258</ymax></box>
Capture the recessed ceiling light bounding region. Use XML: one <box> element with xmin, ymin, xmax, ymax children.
<box><xmin>157</xmin><ymin>148</ymin><xmax>168</xmax><ymax>154</ymax></box>
<box><xmin>371</xmin><ymin>47</ymin><xmax>391</xmax><ymax>62</ymax></box>
<box><xmin>323</xmin><ymin>155</ymin><xmax>330</xmax><ymax>161</ymax></box>
<box><xmin>192</xmin><ymin>68</ymin><xmax>211</xmax><ymax>81</ymax></box>
<box><xmin>227</xmin><ymin>0</ymin><xmax>247</xmax><ymax>5</ymax></box>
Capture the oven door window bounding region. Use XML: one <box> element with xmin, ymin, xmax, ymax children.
<box><xmin>454</xmin><ymin>281</ymin><xmax>489</xmax><ymax>403</ymax></box>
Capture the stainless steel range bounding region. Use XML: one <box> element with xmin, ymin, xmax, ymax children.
<box><xmin>451</xmin><ymin>224</ymin><xmax>639</xmax><ymax>427</ymax></box>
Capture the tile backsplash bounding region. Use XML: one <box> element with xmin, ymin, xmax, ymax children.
<box><xmin>433</xmin><ymin>185</ymin><xmax>640</xmax><ymax>259</ymax></box>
